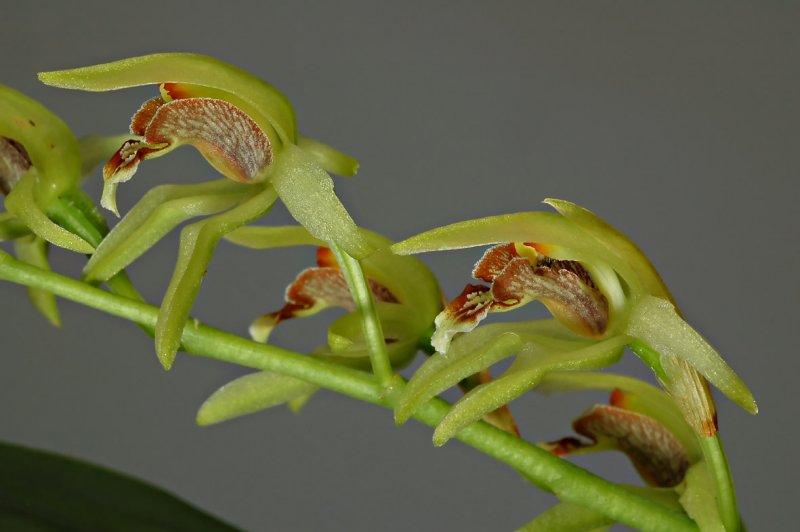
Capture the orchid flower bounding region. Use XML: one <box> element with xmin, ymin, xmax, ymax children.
<box><xmin>39</xmin><ymin>54</ymin><xmax>371</xmax><ymax>368</ymax></box>
<box><xmin>0</xmin><ymin>85</ymin><xmax>93</xmax><ymax>254</ymax></box>
<box><xmin>0</xmin><ymin>85</ymin><xmax>123</xmax><ymax>325</ymax></box>
<box><xmin>522</xmin><ymin>371</ymin><xmax>724</xmax><ymax>530</ymax></box>
<box><xmin>195</xmin><ymin>226</ymin><xmax>442</xmax><ymax>425</ymax></box>
<box><xmin>391</xmin><ymin>200</ymin><xmax>756</xmax><ymax>445</ymax></box>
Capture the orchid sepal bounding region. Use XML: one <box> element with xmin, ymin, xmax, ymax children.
<box><xmin>626</xmin><ymin>295</ymin><xmax>757</xmax><ymax>417</ymax></box>
<box><xmin>38</xmin><ymin>53</ymin><xmax>296</xmax><ymax>144</ymax></box>
<box><xmin>297</xmin><ymin>135</ymin><xmax>359</xmax><ymax>177</ymax></box>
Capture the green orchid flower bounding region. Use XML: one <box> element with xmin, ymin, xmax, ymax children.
<box><xmin>391</xmin><ymin>199</ymin><xmax>756</xmax><ymax>444</ymax></box>
<box><xmin>0</xmin><ymin>85</ymin><xmax>93</xmax><ymax>254</ymax></box>
<box><xmin>0</xmin><ymin>85</ymin><xmax>124</xmax><ymax>326</ymax></box>
<box><xmin>518</xmin><ymin>374</ymin><xmax>718</xmax><ymax>530</ymax></box>
<box><xmin>39</xmin><ymin>53</ymin><xmax>368</xmax><ymax>257</ymax></box>
<box><xmin>196</xmin><ymin>226</ymin><xmax>441</xmax><ymax>425</ymax></box>
<box><xmin>527</xmin><ymin>371</ymin><xmax>725</xmax><ymax>530</ymax></box>
<box><xmin>39</xmin><ymin>54</ymin><xmax>371</xmax><ymax>368</ymax></box>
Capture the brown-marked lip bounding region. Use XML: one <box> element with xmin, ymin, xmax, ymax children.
<box><xmin>104</xmin><ymin>96</ymin><xmax>273</xmax><ymax>191</ymax></box>
<box><xmin>0</xmin><ymin>136</ymin><xmax>32</xmax><ymax>195</ymax></box>
<box><xmin>250</xmin><ymin>248</ymin><xmax>397</xmax><ymax>342</ymax></box>
<box><xmin>433</xmin><ymin>241</ymin><xmax>609</xmax><ymax>353</ymax></box>
<box><xmin>545</xmin><ymin>404</ymin><xmax>690</xmax><ymax>488</ymax></box>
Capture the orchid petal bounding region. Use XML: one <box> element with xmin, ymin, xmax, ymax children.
<box><xmin>546</xmin><ymin>404</ymin><xmax>690</xmax><ymax>487</ymax></box>
<box><xmin>297</xmin><ymin>135</ymin><xmax>359</xmax><ymax>177</ymax></box>
<box><xmin>155</xmin><ymin>186</ymin><xmax>278</xmax><ymax>369</ymax></box>
<box><xmin>248</xmin><ymin>266</ymin><xmax>355</xmax><ymax>344</ymax></box>
<box><xmin>84</xmin><ymin>181</ymin><xmax>252</xmax><ymax>282</ymax></box>
<box><xmin>196</xmin><ymin>371</ymin><xmax>319</xmax><ymax>426</ymax></box>
<box><xmin>13</xmin><ymin>235</ymin><xmax>60</xmax><ymax>327</ymax></box>
<box><xmin>39</xmin><ymin>53</ymin><xmax>296</xmax><ymax>144</ymax></box>
<box><xmin>226</xmin><ymin>224</ymin><xmax>441</xmax><ymax>322</ymax></box>
<box><xmin>224</xmin><ymin>225</ymin><xmax>325</xmax><ymax>249</ymax></box>
<box><xmin>536</xmin><ymin>372</ymin><xmax>698</xmax><ymax>459</ymax></box>
<box><xmin>270</xmin><ymin>143</ymin><xmax>370</xmax><ymax>259</ymax></box>
<box><xmin>627</xmin><ymin>295</ymin><xmax>757</xmax><ymax>415</ymax></box>
<box><xmin>102</xmin><ymin>97</ymin><xmax>272</xmax><ymax>215</ymax></box>
<box><xmin>432</xmin><ymin>335</ymin><xmax>627</xmax><ymax>446</ymax></box>
<box><xmin>430</xmin><ymin>283</ymin><xmax>496</xmax><ymax>353</ymax></box>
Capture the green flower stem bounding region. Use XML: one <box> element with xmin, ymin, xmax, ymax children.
<box><xmin>0</xmin><ymin>252</ymin><xmax>697</xmax><ymax>532</ymax></box>
<box><xmin>699</xmin><ymin>435</ymin><xmax>740</xmax><ymax>532</ymax></box>
<box><xmin>330</xmin><ymin>243</ymin><xmax>395</xmax><ymax>387</ymax></box>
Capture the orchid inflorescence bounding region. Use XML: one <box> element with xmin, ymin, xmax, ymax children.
<box><xmin>0</xmin><ymin>53</ymin><xmax>756</xmax><ymax>531</ymax></box>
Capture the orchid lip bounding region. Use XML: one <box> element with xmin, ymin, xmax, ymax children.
<box><xmin>102</xmin><ymin>94</ymin><xmax>274</xmax><ymax>214</ymax></box>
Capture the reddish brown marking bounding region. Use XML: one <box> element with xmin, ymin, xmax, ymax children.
<box><xmin>543</xmin><ymin>437</ymin><xmax>584</xmax><ymax>456</ymax></box>
<box><xmin>103</xmin><ymin>139</ymin><xmax>160</xmax><ymax>182</ymax></box>
<box><xmin>257</xmin><ymin>264</ymin><xmax>398</xmax><ymax>336</ymax></box>
<box><xmin>316</xmin><ymin>247</ymin><xmax>337</xmax><ymax>268</ymax></box>
<box><xmin>0</xmin><ymin>137</ymin><xmax>31</xmax><ymax>195</ymax></box>
<box><xmin>609</xmin><ymin>388</ymin><xmax>629</xmax><ymax>408</ymax></box>
<box><xmin>472</xmin><ymin>243</ymin><xmax>519</xmax><ymax>282</ymax></box>
<box><xmin>130</xmin><ymin>96</ymin><xmax>166</xmax><ymax>136</ymax></box>
<box><xmin>443</xmin><ymin>283</ymin><xmax>496</xmax><ymax>324</ymax></box>
<box><xmin>161</xmin><ymin>82</ymin><xmax>194</xmax><ymax>100</ymax></box>
<box><xmin>143</xmin><ymin>98</ymin><xmax>272</xmax><ymax>182</ymax></box>
<box><xmin>572</xmin><ymin>405</ymin><xmax>689</xmax><ymax>487</ymax></box>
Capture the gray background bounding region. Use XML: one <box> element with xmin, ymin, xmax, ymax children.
<box><xmin>1</xmin><ymin>2</ymin><xmax>797</xmax><ymax>530</ymax></box>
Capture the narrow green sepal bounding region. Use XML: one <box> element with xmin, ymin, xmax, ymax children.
<box><xmin>155</xmin><ymin>186</ymin><xmax>278</xmax><ymax>369</ymax></box>
<box><xmin>271</xmin><ymin>144</ymin><xmax>371</xmax><ymax>259</ymax></box>
<box><xmin>84</xmin><ymin>180</ymin><xmax>251</xmax><ymax>282</ymax></box>
<box><xmin>627</xmin><ymin>295</ymin><xmax>757</xmax><ymax>415</ymax></box>
<box><xmin>13</xmin><ymin>235</ymin><xmax>60</xmax><ymax>327</ymax></box>
<box><xmin>298</xmin><ymin>135</ymin><xmax>359</xmax><ymax>176</ymax></box>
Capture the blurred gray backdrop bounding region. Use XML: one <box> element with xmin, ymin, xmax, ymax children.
<box><xmin>1</xmin><ymin>2</ymin><xmax>797</xmax><ymax>530</ymax></box>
